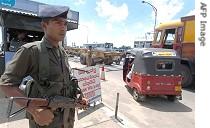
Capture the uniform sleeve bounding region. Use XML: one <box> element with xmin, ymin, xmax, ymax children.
<box><xmin>0</xmin><ymin>47</ymin><xmax>33</xmax><ymax>86</ymax></box>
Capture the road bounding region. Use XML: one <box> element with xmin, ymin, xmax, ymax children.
<box><xmin>69</xmin><ymin>57</ymin><xmax>195</xmax><ymax>128</ymax></box>
<box><xmin>0</xmin><ymin>57</ymin><xmax>194</xmax><ymax>128</ymax></box>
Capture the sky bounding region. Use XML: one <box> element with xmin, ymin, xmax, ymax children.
<box><xmin>31</xmin><ymin>0</ymin><xmax>195</xmax><ymax>47</ymax></box>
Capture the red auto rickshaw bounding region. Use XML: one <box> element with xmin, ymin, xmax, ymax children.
<box><xmin>123</xmin><ymin>48</ymin><xmax>182</xmax><ymax>102</ymax></box>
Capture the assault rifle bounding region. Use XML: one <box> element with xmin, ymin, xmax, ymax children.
<box><xmin>7</xmin><ymin>95</ymin><xmax>88</xmax><ymax>118</ymax></box>
<box><xmin>7</xmin><ymin>68</ymin><xmax>90</xmax><ymax>118</ymax></box>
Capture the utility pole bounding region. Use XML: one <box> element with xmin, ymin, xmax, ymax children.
<box><xmin>142</xmin><ymin>1</ymin><xmax>157</xmax><ymax>33</ymax></box>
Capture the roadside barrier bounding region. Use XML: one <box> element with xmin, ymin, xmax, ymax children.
<box><xmin>100</xmin><ymin>65</ymin><xmax>106</xmax><ymax>80</ymax></box>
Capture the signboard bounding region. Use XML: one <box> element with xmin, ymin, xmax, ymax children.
<box><xmin>73</xmin><ymin>66</ymin><xmax>102</xmax><ymax>104</ymax></box>
<box><xmin>0</xmin><ymin>0</ymin><xmax>15</xmax><ymax>7</ymax></box>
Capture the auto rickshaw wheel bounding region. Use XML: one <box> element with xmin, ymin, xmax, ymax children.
<box><xmin>180</xmin><ymin>65</ymin><xmax>192</xmax><ymax>88</ymax></box>
<box><xmin>133</xmin><ymin>89</ymin><xmax>146</xmax><ymax>102</ymax></box>
<box><xmin>167</xmin><ymin>95</ymin><xmax>176</xmax><ymax>102</ymax></box>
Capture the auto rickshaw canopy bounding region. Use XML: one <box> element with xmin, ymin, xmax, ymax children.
<box><xmin>132</xmin><ymin>48</ymin><xmax>181</xmax><ymax>76</ymax></box>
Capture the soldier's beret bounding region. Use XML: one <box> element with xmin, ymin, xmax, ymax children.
<box><xmin>38</xmin><ymin>5</ymin><xmax>69</xmax><ymax>19</ymax></box>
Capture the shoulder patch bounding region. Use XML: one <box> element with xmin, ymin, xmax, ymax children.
<box><xmin>22</xmin><ymin>41</ymin><xmax>41</xmax><ymax>49</ymax></box>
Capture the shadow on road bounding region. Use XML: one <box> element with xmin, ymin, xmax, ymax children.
<box><xmin>124</xmin><ymin>85</ymin><xmax>193</xmax><ymax>113</ymax></box>
<box><xmin>183</xmin><ymin>83</ymin><xmax>195</xmax><ymax>93</ymax></box>
<box><xmin>0</xmin><ymin>98</ymin><xmax>25</xmax><ymax>124</ymax></box>
<box><xmin>139</xmin><ymin>97</ymin><xmax>193</xmax><ymax>112</ymax></box>
<box><xmin>77</xmin><ymin>103</ymin><xmax>105</xmax><ymax>120</ymax></box>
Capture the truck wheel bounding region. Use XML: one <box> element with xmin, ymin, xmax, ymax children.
<box><xmin>116</xmin><ymin>59</ymin><xmax>120</xmax><ymax>65</ymax></box>
<box><xmin>104</xmin><ymin>58</ymin><xmax>112</xmax><ymax>65</ymax></box>
<box><xmin>108</xmin><ymin>62</ymin><xmax>113</xmax><ymax>65</ymax></box>
<box><xmin>91</xmin><ymin>58</ymin><xmax>96</xmax><ymax>66</ymax></box>
<box><xmin>106</xmin><ymin>57</ymin><xmax>113</xmax><ymax>65</ymax></box>
<box><xmin>133</xmin><ymin>89</ymin><xmax>146</xmax><ymax>102</ymax></box>
<box><xmin>104</xmin><ymin>58</ymin><xmax>108</xmax><ymax>65</ymax></box>
<box><xmin>167</xmin><ymin>95</ymin><xmax>176</xmax><ymax>102</ymax></box>
<box><xmin>80</xmin><ymin>55</ymin><xmax>86</xmax><ymax>65</ymax></box>
<box><xmin>180</xmin><ymin>65</ymin><xmax>192</xmax><ymax>88</ymax></box>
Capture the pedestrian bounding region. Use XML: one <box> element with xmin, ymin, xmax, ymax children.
<box><xmin>9</xmin><ymin>31</ymin><xmax>27</xmax><ymax>52</ymax></box>
<box><xmin>0</xmin><ymin>4</ymin><xmax>87</xmax><ymax>128</ymax></box>
<box><xmin>126</xmin><ymin>55</ymin><xmax>135</xmax><ymax>82</ymax></box>
<box><xmin>86</xmin><ymin>45</ymin><xmax>92</xmax><ymax>66</ymax></box>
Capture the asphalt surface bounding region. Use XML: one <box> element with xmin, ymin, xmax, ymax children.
<box><xmin>69</xmin><ymin>57</ymin><xmax>195</xmax><ymax>128</ymax></box>
<box><xmin>0</xmin><ymin>56</ymin><xmax>195</xmax><ymax>128</ymax></box>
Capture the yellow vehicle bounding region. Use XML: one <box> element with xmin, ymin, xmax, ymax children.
<box><xmin>67</xmin><ymin>43</ymin><xmax>122</xmax><ymax>65</ymax></box>
<box><xmin>65</xmin><ymin>47</ymin><xmax>86</xmax><ymax>57</ymax></box>
<box><xmin>152</xmin><ymin>15</ymin><xmax>195</xmax><ymax>87</ymax></box>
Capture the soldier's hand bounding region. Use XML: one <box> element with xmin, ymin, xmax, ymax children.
<box><xmin>76</xmin><ymin>98</ymin><xmax>88</xmax><ymax>109</ymax></box>
<box><xmin>29</xmin><ymin>108</ymin><xmax>54</xmax><ymax>126</ymax></box>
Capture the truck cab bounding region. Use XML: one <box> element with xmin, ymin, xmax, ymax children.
<box><xmin>152</xmin><ymin>15</ymin><xmax>195</xmax><ymax>88</ymax></box>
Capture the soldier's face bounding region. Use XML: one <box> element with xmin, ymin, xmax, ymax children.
<box><xmin>43</xmin><ymin>17</ymin><xmax>67</xmax><ymax>42</ymax></box>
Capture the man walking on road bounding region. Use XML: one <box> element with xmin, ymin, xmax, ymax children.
<box><xmin>86</xmin><ymin>45</ymin><xmax>93</xmax><ymax>66</ymax></box>
<box><xmin>0</xmin><ymin>5</ymin><xmax>87</xmax><ymax>128</ymax></box>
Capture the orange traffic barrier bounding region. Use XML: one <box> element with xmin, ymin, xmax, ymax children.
<box><xmin>101</xmin><ymin>65</ymin><xmax>106</xmax><ymax>80</ymax></box>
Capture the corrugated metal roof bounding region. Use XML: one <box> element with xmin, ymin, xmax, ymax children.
<box><xmin>0</xmin><ymin>0</ymin><xmax>79</xmax><ymax>22</ymax></box>
<box><xmin>1</xmin><ymin>7</ymin><xmax>37</xmax><ymax>16</ymax></box>
<box><xmin>0</xmin><ymin>0</ymin><xmax>79</xmax><ymax>30</ymax></box>
<box><xmin>0</xmin><ymin>0</ymin><xmax>41</xmax><ymax>16</ymax></box>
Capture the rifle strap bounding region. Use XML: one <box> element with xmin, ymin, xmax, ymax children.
<box><xmin>36</xmin><ymin>40</ymin><xmax>74</xmax><ymax>128</ymax></box>
<box><xmin>60</xmin><ymin>45</ymin><xmax>75</xmax><ymax>96</ymax></box>
<box><xmin>37</xmin><ymin>39</ymin><xmax>49</xmax><ymax>83</ymax></box>
<box><xmin>59</xmin><ymin>46</ymin><xmax>74</xmax><ymax>128</ymax></box>
<box><xmin>35</xmin><ymin>40</ymin><xmax>49</xmax><ymax>97</ymax></box>
<box><xmin>63</xmin><ymin>108</ymin><xmax>70</xmax><ymax>128</ymax></box>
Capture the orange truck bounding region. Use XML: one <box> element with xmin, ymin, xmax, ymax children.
<box><xmin>152</xmin><ymin>15</ymin><xmax>195</xmax><ymax>87</ymax></box>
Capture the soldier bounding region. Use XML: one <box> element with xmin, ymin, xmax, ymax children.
<box><xmin>86</xmin><ymin>45</ymin><xmax>92</xmax><ymax>66</ymax></box>
<box><xmin>0</xmin><ymin>5</ymin><xmax>87</xmax><ymax>128</ymax></box>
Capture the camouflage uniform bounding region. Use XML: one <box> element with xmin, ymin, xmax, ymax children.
<box><xmin>0</xmin><ymin>5</ymin><xmax>76</xmax><ymax>128</ymax></box>
<box><xmin>0</xmin><ymin>37</ymin><xmax>75</xmax><ymax>128</ymax></box>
